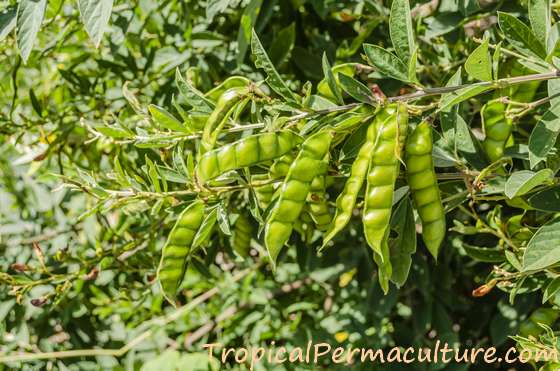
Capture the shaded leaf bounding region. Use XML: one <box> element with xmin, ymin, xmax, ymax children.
<box><xmin>504</xmin><ymin>169</ymin><xmax>553</xmax><ymax>199</ymax></box>
<box><xmin>175</xmin><ymin>68</ymin><xmax>214</xmax><ymax>113</ymax></box>
<box><xmin>269</xmin><ymin>23</ymin><xmax>295</xmax><ymax>67</ymax></box>
<box><xmin>236</xmin><ymin>0</ymin><xmax>263</xmax><ymax>66</ymax></box>
<box><xmin>338</xmin><ymin>74</ymin><xmax>375</xmax><ymax>105</ymax></box>
<box><xmin>523</xmin><ymin>218</ymin><xmax>560</xmax><ymax>271</ymax></box>
<box><xmin>528</xmin><ymin>103</ymin><xmax>560</xmax><ymax>168</ymax></box>
<box><xmin>0</xmin><ymin>8</ymin><xmax>16</xmax><ymax>42</ymax></box>
<box><xmin>528</xmin><ymin>185</ymin><xmax>560</xmax><ymax>211</ymax></box>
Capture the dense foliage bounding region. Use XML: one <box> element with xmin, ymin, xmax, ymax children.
<box><xmin>4</xmin><ymin>0</ymin><xmax>560</xmax><ymax>370</ymax></box>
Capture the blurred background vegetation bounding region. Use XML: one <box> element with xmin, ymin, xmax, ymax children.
<box><xmin>1</xmin><ymin>0</ymin><xmax>559</xmax><ymax>370</ymax></box>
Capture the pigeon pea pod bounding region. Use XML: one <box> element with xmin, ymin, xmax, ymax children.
<box><xmin>481</xmin><ymin>100</ymin><xmax>513</xmax><ymax>162</ymax></box>
<box><xmin>157</xmin><ymin>201</ymin><xmax>205</xmax><ymax>304</ymax></box>
<box><xmin>265</xmin><ymin>130</ymin><xmax>333</xmax><ymax>265</ymax></box>
<box><xmin>201</xmin><ymin>86</ymin><xmax>251</xmax><ymax>152</ymax></box>
<box><xmin>232</xmin><ymin>213</ymin><xmax>253</xmax><ymax>257</ymax></box>
<box><xmin>321</xmin><ymin>116</ymin><xmax>377</xmax><ymax>249</ymax></box>
<box><xmin>196</xmin><ymin>131</ymin><xmax>300</xmax><ymax>184</ymax></box>
<box><xmin>405</xmin><ymin>120</ymin><xmax>446</xmax><ymax>259</ymax></box>
<box><xmin>252</xmin><ymin>174</ymin><xmax>274</xmax><ymax>211</ymax></box>
<box><xmin>205</xmin><ymin>76</ymin><xmax>252</xmax><ymax>102</ymax></box>
<box><xmin>307</xmin><ymin>174</ymin><xmax>331</xmax><ymax>230</ymax></box>
<box><xmin>363</xmin><ymin>103</ymin><xmax>408</xmax><ymax>261</ymax></box>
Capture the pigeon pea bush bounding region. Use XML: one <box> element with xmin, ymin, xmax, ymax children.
<box><xmin>4</xmin><ymin>0</ymin><xmax>560</xmax><ymax>369</ymax></box>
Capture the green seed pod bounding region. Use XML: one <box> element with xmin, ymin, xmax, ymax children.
<box><xmin>307</xmin><ymin>172</ymin><xmax>332</xmax><ymax>230</ymax></box>
<box><xmin>201</xmin><ymin>87</ymin><xmax>250</xmax><ymax>152</ymax></box>
<box><xmin>196</xmin><ymin>131</ymin><xmax>301</xmax><ymax>184</ymax></box>
<box><xmin>482</xmin><ymin>100</ymin><xmax>513</xmax><ymax>162</ymax></box>
<box><xmin>265</xmin><ymin>130</ymin><xmax>333</xmax><ymax>265</ymax></box>
<box><xmin>232</xmin><ymin>213</ymin><xmax>253</xmax><ymax>257</ymax></box>
<box><xmin>252</xmin><ymin>174</ymin><xmax>275</xmax><ymax>211</ymax></box>
<box><xmin>363</xmin><ymin>104</ymin><xmax>408</xmax><ymax>259</ymax></box>
<box><xmin>205</xmin><ymin>76</ymin><xmax>252</xmax><ymax>102</ymax></box>
<box><xmin>157</xmin><ymin>201</ymin><xmax>205</xmax><ymax>304</ymax></box>
<box><xmin>317</xmin><ymin>63</ymin><xmax>357</xmax><ymax>101</ymax></box>
<box><xmin>405</xmin><ymin>120</ymin><xmax>446</xmax><ymax>259</ymax></box>
<box><xmin>321</xmin><ymin>117</ymin><xmax>377</xmax><ymax>249</ymax></box>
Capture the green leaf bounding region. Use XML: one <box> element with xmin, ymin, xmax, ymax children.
<box><xmin>498</xmin><ymin>12</ymin><xmax>547</xmax><ymax>60</ymax></box>
<box><xmin>438</xmin><ymin>85</ymin><xmax>491</xmax><ymax>112</ymax></box>
<box><xmin>389</xmin><ymin>0</ymin><xmax>415</xmax><ymax>62</ymax></box>
<box><xmin>338</xmin><ymin>74</ymin><xmax>375</xmax><ymax>105</ymax></box>
<box><xmin>504</xmin><ymin>169</ymin><xmax>553</xmax><ymax>199</ymax></box>
<box><xmin>251</xmin><ymin>29</ymin><xmax>298</xmax><ymax>103</ymax></box>
<box><xmin>528</xmin><ymin>0</ymin><xmax>551</xmax><ymax>49</ymax></box>
<box><xmin>528</xmin><ymin>103</ymin><xmax>560</xmax><ymax>168</ymax></box>
<box><xmin>78</xmin><ymin>0</ymin><xmax>113</xmax><ymax>48</ymax></box>
<box><xmin>455</xmin><ymin>113</ymin><xmax>486</xmax><ymax>170</ymax></box>
<box><xmin>192</xmin><ymin>208</ymin><xmax>218</xmax><ymax>250</ymax></box>
<box><xmin>0</xmin><ymin>8</ymin><xmax>16</xmax><ymax>42</ymax></box>
<box><xmin>236</xmin><ymin>0</ymin><xmax>263</xmax><ymax>66</ymax></box>
<box><xmin>269</xmin><ymin>23</ymin><xmax>295</xmax><ymax>67</ymax></box>
<box><xmin>523</xmin><ymin>218</ymin><xmax>560</xmax><ymax>271</ymax></box>
<box><xmin>439</xmin><ymin>68</ymin><xmax>462</xmax><ymax>150</ymax></box>
<box><xmin>16</xmin><ymin>0</ymin><xmax>47</xmax><ymax>63</ymax></box>
<box><xmin>148</xmin><ymin>104</ymin><xmax>188</xmax><ymax>132</ymax></box>
<box><xmin>145</xmin><ymin>156</ymin><xmax>161</xmax><ymax>193</ymax></box>
<box><xmin>528</xmin><ymin>185</ymin><xmax>560</xmax><ymax>211</ymax></box>
<box><xmin>363</xmin><ymin>44</ymin><xmax>409</xmax><ymax>83</ymax></box>
<box><xmin>389</xmin><ymin>197</ymin><xmax>416</xmax><ymax>287</ymax></box>
<box><xmin>408</xmin><ymin>47</ymin><xmax>418</xmax><ymax>84</ymax></box>
<box><xmin>175</xmin><ymin>68</ymin><xmax>214</xmax><ymax>113</ymax></box>
<box><xmin>465</xmin><ymin>39</ymin><xmax>492</xmax><ymax>81</ymax></box>
<box><xmin>492</xmin><ymin>42</ymin><xmax>502</xmax><ymax>80</ymax></box>
<box><xmin>463</xmin><ymin>245</ymin><xmax>505</xmax><ymax>263</ymax></box>
<box><xmin>322</xmin><ymin>53</ymin><xmax>344</xmax><ymax>105</ymax></box>
<box><xmin>543</xmin><ymin>277</ymin><xmax>560</xmax><ymax>304</ymax></box>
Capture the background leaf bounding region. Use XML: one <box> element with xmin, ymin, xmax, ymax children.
<box><xmin>0</xmin><ymin>8</ymin><xmax>16</xmax><ymax>42</ymax></box>
<box><xmin>78</xmin><ymin>0</ymin><xmax>114</xmax><ymax>47</ymax></box>
<box><xmin>16</xmin><ymin>0</ymin><xmax>47</xmax><ymax>63</ymax></box>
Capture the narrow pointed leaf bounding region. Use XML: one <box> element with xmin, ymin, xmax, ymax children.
<box><xmin>389</xmin><ymin>0</ymin><xmax>415</xmax><ymax>62</ymax></box>
<box><xmin>251</xmin><ymin>29</ymin><xmax>298</xmax><ymax>103</ymax></box>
